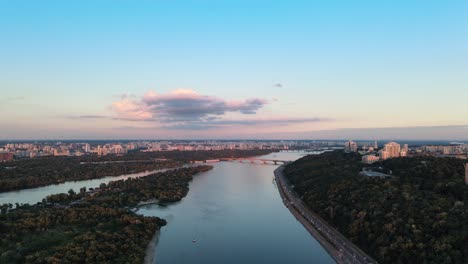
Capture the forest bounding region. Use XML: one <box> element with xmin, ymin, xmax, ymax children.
<box><xmin>0</xmin><ymin>158</ymin><xmax>181</xmax><ymax>192</ymax></box>
<box><xmin>0</xmin><ymin>149</ymin><xmax>271</xmax><ymax>192</ymax></box>
<box><xmin>77</xmin><ymin>149</ymin><xmax>273</xmax><ymax>162</ymax></box>
<box><xmin>0</xmin><ymin>166</ymin><xmax>212</xmax><ymax>263</ymax></box>
<box><xmin>284</xmin><ymin>151</ymin><xmax>467</xmax><ymax>264</ymax></box>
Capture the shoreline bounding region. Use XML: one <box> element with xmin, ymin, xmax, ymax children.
<box><xmin>144</xmin><ymin>230</ymin><xmax>160</xmax><ymax>264</ymax></box>
<box><xmin>274</xmin><ymin>165</ymin><xmax>377</xmax><ymax>264</ymax></box>
<box><xmin>132</xmin><ymin>199</ymin><xmax>160</xmax><ymax>213</ymax></box>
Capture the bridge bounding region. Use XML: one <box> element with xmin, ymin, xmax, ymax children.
<box><xmin>190</xmin><ymin>158</ymin><xmax>290</xmax><ymax>165</ymax></box>
<box><xmin>220</xmin><ymin>158</ymin><xmax>290</xmax><ymax>165</ymax></box>
<box><xmin>281</xmin><ymin>148</ymin><xmax>339</xmax><ymax>153</ymax></box>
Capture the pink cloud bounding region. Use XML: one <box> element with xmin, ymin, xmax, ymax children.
<box><xmin>111</xmin><ymin>95</ymin><xmax>152</xmax><ymax>120</ymax></box>
<box><xmin>112</xmin><ymin>89</ymin><xmax>268</xmax><ymax>121</ymax></box>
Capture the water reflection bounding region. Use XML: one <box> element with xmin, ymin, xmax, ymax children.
<box><xmin>138</xmin><ymin>151</ymin><xmax>333</xmax><ymax>264</ymax></box>
<box><xmin>0</xmin><ymin>151</ymin><xmax>333</xmax><ymax>263</ymax></box>
<box><xmin>0</xmin><ymin>167</ymin><xmax>180</xmax><ymax>205</ymax></box>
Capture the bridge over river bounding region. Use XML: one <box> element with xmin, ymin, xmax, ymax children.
<box><xmin>190</xmin><ymin>158</ymin><xmax>290</xmax><ymax>165</ymax></box>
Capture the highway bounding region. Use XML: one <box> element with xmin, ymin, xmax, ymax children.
<box><xmin>274</xmin><ymin>166</ymin><xmax>378</xmax><ymax>264</ymax></box>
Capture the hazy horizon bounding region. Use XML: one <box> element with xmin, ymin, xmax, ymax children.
<box><xmin>2</xmin><ymin>124</ymin><xmax>468</xmax><ymax>141</ymax></box>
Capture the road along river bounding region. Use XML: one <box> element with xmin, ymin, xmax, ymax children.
<box><xmin>274</xmin><ymin>165</ymin><xmax>377</xmax><ymax>264</ymax></box>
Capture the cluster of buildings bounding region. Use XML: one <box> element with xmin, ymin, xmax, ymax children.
<box><xmin>0</xmin><ymin>142</ymin><xmax>136</xmax><ymax>160</ymax></box>
<box><xmin>0</xmin><ymin>140</ymin><xmax>344</xmax><ymax>162</ymax></box>
<box><xmin>142</xmin><ymin>141</ymin><xmax>292</xmax><ymax>152</ymax></box>
<box><xmin>345</xmin><ymin>140</ymin><xmax>407</xmax><ymax>164</ymax></box>
<box><xmin>346</xmin><ymin>141</ymin><xmax>468</xmax><ymax>184</ymax></box>
<box><xmin>344</xmin><ymin>140</ymin><xmax>468</xmax><ymax>164</ymax></box>
<box><xmin>416</xmin><ymin>145</ymin><xmax>468</xmax><ymax>155</ymax></box>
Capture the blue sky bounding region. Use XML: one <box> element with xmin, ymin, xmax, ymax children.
<box><xmin>1</xmin><ymin>0</ymin><xmax>467</xmax><ymax>139</ymax></box>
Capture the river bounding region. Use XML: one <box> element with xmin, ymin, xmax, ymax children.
<box><xmin>0</xmin><ymin>151</ymin><xmax>333</xmax><ymax>263</ymax></box>
<box><xmin>139</xmin><ymin>151</ymin><xmax>333</xmax><ymax>264</ymax></box>
<box><xmin>0</xmin><ymin>167</ymin><xmax>184</xmax><ymax>205</ymax></box>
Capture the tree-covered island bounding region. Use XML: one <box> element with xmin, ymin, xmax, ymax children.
<box><xmin>0</xmin><ymin>149</ymin><xmax>271</xmax><ymax>192</ymax></box>
<box><xmin>0</xmin><ymin>166</ymin><xmax>213</xmax><ymax>263</ymax></box>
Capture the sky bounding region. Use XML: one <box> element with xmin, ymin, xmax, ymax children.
<box><xmin>1</xmin><ymin>0</ymin><xmax>467</xmax><ymax>140</ymax></box>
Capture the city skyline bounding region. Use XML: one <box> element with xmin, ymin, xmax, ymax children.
<box><xmin>1</xmin><ymin>1</ymin><xmax>468</xmax><ymax>139</ymax></box>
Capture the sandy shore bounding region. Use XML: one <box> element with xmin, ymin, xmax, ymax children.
<box><xmin>144</xmin><ymin>230</ymin><xmax>160</xmax><ymax>264</ymax></box>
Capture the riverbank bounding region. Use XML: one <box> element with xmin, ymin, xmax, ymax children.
<box><xmin>0</xmin><ymin>158</ymin><xmax>181</xmax><ymax>193</ymax></box>
<box><xmin>133</xmin><ymin>151</ymin><xmax>335</xmax><ymax>263</ymax></box>
<box><xmin>0</xmin><ymin>166</ymin><xmax>213</xmax><ymax>263</ymax></box>
<box><xmin>144</xmin><ymin>230</ymin><xmax>160</xmax><ymax>264</ymax></box>
<box><xmin>282</xmin><ymin>151</ymin><xmax>468</xmax><ymax>263</ymax></box>
<box><xmin>274</xmin><ymin>165</ymin><xmax>377</xmax><ymax>264</ymax></box>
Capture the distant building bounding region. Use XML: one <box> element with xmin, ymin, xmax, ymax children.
<box><xmin>362</xmin><ymin>155</ymin><xmax>380</xmax><ymax>164</ymax></box>
<box><xmin>465</xmin><ymin>163</ymin><xmax>468</xmax><ymax>185</ymax></box>
<box><xmin>344</xmin><ymin>140</ymin><xmax>358</xmax><ymax>153</ymax></box>
<box><xmin>374</xmin><ymin>140</ymin><xmax>378</xmax><ymax>149</ymax></box>
<box><xmin>0</xmin><ymin>152</ymin><xmax>14</xmax><ymax>162</ymax></box>
<box><xmin>383</xmin><ymin>142</ymin><xmax>401</xmax><ymax>159</ymax></box>
<box><xmin>424</xmin><ymin>145</ymin><xmax>458</xmax><ymax>155</ymax></box>
<box><xmin>379</xmin><ymin>150</ymin><xmax>389</xmax><ymax>160</ymax></box>
<box><xmin>402</xmin><ymin>144</ymin><xmax>409</xmax><ymax>152</ymax></box>
<box><xmin>442</xmin><ymin>146</ymin><xmax>457</xmax><ymax>155</ymax></box>
<box><xmin>84</xmin><ymin>143</ymin><xmax>90</xmax><ymax>153</ymax></box>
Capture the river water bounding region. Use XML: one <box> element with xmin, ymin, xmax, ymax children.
<box><xmin>140</xmin><ymin>151</ymin><xmax>333</xmax><ymax>264</ymax></box>
<box><xmin>0</xmin><ymin>167</ymin><xmax>183</xmax><ymax>205</ymax></box>
<box><xmin>0</xmin><ymin>151</ymin><xmax>333</xmax><ymax>263</ymax></box>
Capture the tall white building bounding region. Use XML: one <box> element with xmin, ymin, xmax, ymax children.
<box><xmin>344</xmin><ymin>140</ymin><xmax>358</xmax><ymax>152</ymax></box>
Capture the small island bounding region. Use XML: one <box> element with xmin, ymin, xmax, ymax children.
<box><xmin>0</xmin><ymin>149</ymin><xmax>271</xmax><ymax>192</ymax></box>
<box><xmin>0</xmin><ymin>165</ymin><xmax>213</xmax><ymax>263</ymax></box>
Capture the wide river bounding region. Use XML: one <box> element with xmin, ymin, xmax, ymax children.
<box><xmin>0</xmin><ymin>151</ymin><xmax>333</xmax><ymax>263</ymax></box>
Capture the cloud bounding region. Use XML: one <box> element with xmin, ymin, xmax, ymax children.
<box><xmin>69</xmin><ymin>115</ymin><xmax>108</xmax><ymax>119</ymax></box>
<box><xmin>111</xmin><ymin>94</ymin><xmax>153</xmax><ymax>120</ymax></box>
<box><xmin>107</xmin><ymin>89</ymin><xmax>333</xmax><ymax>132</ymax></box>
<box><xmin>116</xmin><ymin>117</ymin><xmax>330</xmax><ymax>131</ymax></box>
<box><xmin>273</xmin><ymin>83</ymin><xmax>283</xmax><ymax>88</ymax></box>
<box><xmin>201</xmin><ymin>117</ymin><xmax>328</xmax><ymax>126</ymax></box>
<box><xmin>112</xmin><ymin>89</ymin><xmax>268</xmax><ymax>122</ymax></box>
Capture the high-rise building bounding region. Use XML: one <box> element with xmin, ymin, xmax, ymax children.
<box><xmin>384</xmin><ymin>142</ymin><xmax>401</xmax><ymax>159</ymax></box>
<box><xmin>374</xmin><ymin>140</ymin><xmax>378</xmax><ymax>149</ymax></box>
<box><xmin>442</xmin><ymin>146</ymin><xmax>457</xmax><ymax>155</ymax></box>
<box><xmin>84</xmin><ymin>143</ymin><xmax>90</xmax><ymax>153</ymax></box>
<box><xmin>0</xmin><ymin>152</ymin><xmax>14</xmax><ymax>162</ymax></box>
<box><xmin>402</xmin><ymin>144</ymin><xmax>409</xmax><ymax>152</ymax></box>
<box><xmin>344</xmin><ymin>140</ymin><xmax>358</xmax><ymax>152</ymax></box>
<box><xmin>465</xmin><ymin>163</ymin><xmax>468</xmax><ymax>185</ymax></box>
<box><xmin>379</xmin><ymin>150</ymin><xmax>389</xmax><ymax>160</ymax></box>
